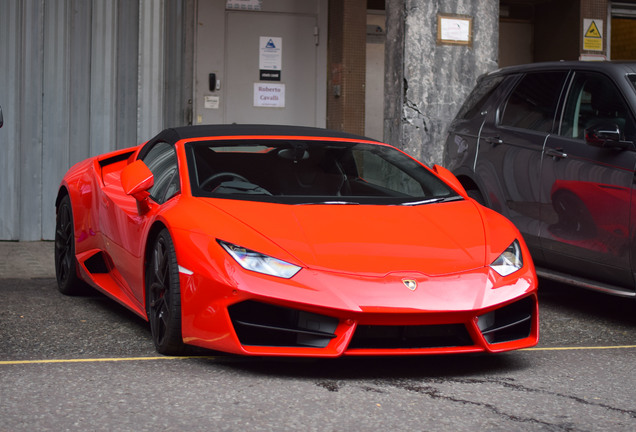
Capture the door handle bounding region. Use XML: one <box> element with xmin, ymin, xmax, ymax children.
<box><xmin>545</xmin><ymin>148</ymin><xmax>567</xmax><ymax>159</ymax></box>
<box><xmin>485</xmin><ymin>136</ymin><xmax>503</xmax><ymax>146</ymax></box>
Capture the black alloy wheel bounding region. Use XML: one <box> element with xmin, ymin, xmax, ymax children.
<box><xmin>146</xmin><ymin>228</ymin><xmax>185</xmax><ymax>355</ymax></box>
<box><xmin>54</xmin><ymin>195</ymin><xmax>84</xmax><ymax>295</ymax></box>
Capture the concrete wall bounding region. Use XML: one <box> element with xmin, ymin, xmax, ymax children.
<box><xmin>385</xmin><ymin>0</ymin><xmax>499</xmax><ymax>166</ymax></box>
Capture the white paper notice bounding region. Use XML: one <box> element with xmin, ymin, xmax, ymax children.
<box><xmin>440</xmin><ymin>18</ymin><xmax>470</xmax><ymax>42</ymax></box>
<box><xmin>254</xmin><ymin>83</ymin><xmax>285</xmax><ymax>108</ymax></box>
<box><xmin>259</xmin><ymin>37</ymin><xmax>282</xmax><ymax>70</ymax></box>
<box><xmin>204</xmin><ymin>95</ymin><xmax>219</xmax><ymax>109</ymax></box>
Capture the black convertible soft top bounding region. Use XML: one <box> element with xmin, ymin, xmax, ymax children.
<box><xmin>146</xmin><ymin>124</ymin><xmax>378</xmax><ymax>147</ymax></box>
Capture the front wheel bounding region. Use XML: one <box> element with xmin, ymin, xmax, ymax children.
<box><xmin>146</xmin><ymin>228</ymin><xmax>185</xmax><ymax>355</ymax></box>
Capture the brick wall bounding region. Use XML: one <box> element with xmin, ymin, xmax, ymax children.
<box><xmin>581</xmin><ymin>0</ymin><xmax>608</xmax><ymax>56</ymax></box>
<box><xmin>327</xmin><ymin>0</ymin><xmax>366</xmax><ymax>135</ymax></box>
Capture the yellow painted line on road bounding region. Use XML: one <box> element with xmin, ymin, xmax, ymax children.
<box><xmin>2</xmin><ymin>345</ymin><xmax>636</xmax><ymax>365</ymax></box>
<box><xmin>0</xmin><ymin>356</ymin><xmax>217</xmax><ymax>366</ymax></box>
<box><xmin>522</xmin><ymin>345</ymin><xmax>636</xmax><ymax>351</ymax></box>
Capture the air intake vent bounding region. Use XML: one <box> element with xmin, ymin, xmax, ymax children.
<box><xmin>478</xmin><ymin>296</ymin><xmax>534</xmax><ymax>344</ymax></box>
<box><xmin>84</xmin><ymin>251</ymin><xmax>110</xmax><ymax>274</ymax></box>
<box><xmin>229</xmin><ymin>301</ymin><xmax>338</xmax><ymax>348</ymax></box>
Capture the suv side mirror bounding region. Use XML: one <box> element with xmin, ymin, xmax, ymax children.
<box><xmin>584</xmin><ymin>123</ymin><xmax>631</xmax><ymax>150</ymax></box>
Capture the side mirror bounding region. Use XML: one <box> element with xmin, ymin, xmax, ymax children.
<box><xmin>121</xmin><ymin>160</ymin><xmax>154</xmax><ymax>202</ymax></box>
<box><xmin>0</xmin><ymin>105</ymin><xmax>4</xmax><ymax>128</ymax></box>
<box><xmin>432</xmin><ymin>164</ymin><xmax>468</xmax><ymax>198</ymax></box>
<box><xmin>585</xmin><ymin>123</ymin><xmax>631</xmax><ymax>150</ymax></box>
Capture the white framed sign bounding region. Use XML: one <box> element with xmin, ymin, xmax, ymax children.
<box><xmin>437</xmin><ymin>14</ymin><xmax>472</xmax><ymax>46</ymax></box>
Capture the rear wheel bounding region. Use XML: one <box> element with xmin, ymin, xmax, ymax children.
<box><xmin>54</xmin><ymin>195</ymin><xmax>85</xmax><ymax>295</ymax></box>
<box><xmin>146</xmin><ymin>228</ymin><xmax>185</xmax><ymax>355</ymax></box>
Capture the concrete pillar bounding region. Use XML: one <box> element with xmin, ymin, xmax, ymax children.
<box><xmin>384</xmin><ymin>0</ymin><xmax>499</xmax><ymax>166</ymax></box>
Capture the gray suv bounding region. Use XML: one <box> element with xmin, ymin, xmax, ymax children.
<box><xmin>444</xmin><ymin>61</ymin><xmax>636</xmax><ymax>299</ymax></box>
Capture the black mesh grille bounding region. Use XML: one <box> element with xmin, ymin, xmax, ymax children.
<box><xmin>348</xmin><ymin>323</ymin><xmax>473</xmax><ymax>349</ymax></box>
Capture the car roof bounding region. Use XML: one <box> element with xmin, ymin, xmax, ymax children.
<box><xmin>485</xmin><ymin>60</ymin><xmax>636</xmax><ymax>78</ymax></box>
<box><xmin>146</xmin><ymin>124</ymin><xmax>379</xmax><ymax>147</ymax></box>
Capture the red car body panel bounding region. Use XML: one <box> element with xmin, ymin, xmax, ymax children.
<box><xmin>58</xmin><ymin>126</ymin><xmax>539</xmax><ymax>357</ymax></box>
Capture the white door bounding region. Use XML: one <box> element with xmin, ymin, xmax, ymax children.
<box><xmin>193</xmin><ymin>3</ymin><xmax>325</xmax><ymax>127</ymax></box>
<box><xmin>225</xmin><ymin>11</ymin><xmax>318</xmax><ymax>126</ymax></box>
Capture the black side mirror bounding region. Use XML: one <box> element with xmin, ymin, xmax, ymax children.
<box><xmin>0</xmin><ymin>106</ymin><xmax>3</xmax><ymax>128</ymax></box>
<box><xmin>584</xmin><ymin>123</ymin><xmax>631</xmax><ymax>150</ymax></box>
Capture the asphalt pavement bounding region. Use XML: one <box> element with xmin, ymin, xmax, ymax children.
<box><xmin>0</xmin><ymin>241</ymin><xmax>54</xmax><ymax>279</ymax></box>
<box><xmin>2</xmin><ymin>241</ymin><xmax>636</xmax><ymax>431</ymax></box>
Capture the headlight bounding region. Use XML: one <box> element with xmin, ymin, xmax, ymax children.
<box><xmin>218</xmin><ymin>240</ymin><xmax>301</xmax><ymax>279</ymax></box>
<box><xmin>490</xmin><ymin>240</ymin><xmax>523</xmax><ymax>277</ymax></box>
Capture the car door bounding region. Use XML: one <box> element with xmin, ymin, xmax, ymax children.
<box><xmin>101</xmin><ymin>141</ymin><xmax>180</xmax><ymax>304</ymax></box>
<box><xmin>539</xmin><ymin>71</ymin><xmax>636</xmax><ymax>292</ymax></box>
<box><xmin>476</xmin><ymin>71</ymin><xmax>569</xmax><ymax>254</ymax></box>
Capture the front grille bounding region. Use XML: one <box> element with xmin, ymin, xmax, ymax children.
<box><xmin>348</xmin><ymin>323</ymin><xmax>473</xmax><ymax>349</ymax></box>
<box><xmin>228</xmin><ymin>301</ymin><xmax>339</xmax><ymax>348</ymax></box>
<box><xmin>478</xmin><ymin>296</ymin><xmax>534</xmax><ymax>344</ymax></box>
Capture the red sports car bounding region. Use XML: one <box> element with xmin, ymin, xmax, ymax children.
<box><xmin>55</xmin><ymin>125</ymin><xmax>538</xmax><ymax>357</ymax></box>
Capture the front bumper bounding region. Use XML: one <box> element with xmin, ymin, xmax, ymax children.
<box><xmin>179</xmin><ymin>262</ymin><xmax>538</xmax><ymax>357</ymax></box>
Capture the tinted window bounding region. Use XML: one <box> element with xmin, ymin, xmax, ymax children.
<box><xmin>456</xmin><ymin>75</ymin><xmax>504</xmax><ymax>120</ymax></box>
<box><xmin>501</xmin><ymin>72</ymin><xmax>568</xmax><ymax>133</ymax></box>
<box><xmin>629</xmin><ymin>74</ymin><xmax>636</xmax><ymax>93</ymax></box>
<box><xmin>186</xmin><ymin>140</ymin><xmax>460</xmax><ymax>205</ymax></box>
<box><xmin>141</xmin><ymin>142</ymin><xmax>180</xmax><ymax>204</ymax></box>
<box><xmin>559</xmin><ymin>72</ymin><xmax>635</xmax><ymax>141</ymax></box>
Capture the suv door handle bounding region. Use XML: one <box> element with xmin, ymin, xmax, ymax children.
<box><xmin>485</xmin><ymin>136</ymin><xmax>503</xmax><ymax>146</ymax></box>
<box><xmin>545</xmin><ymin>148</ymin><xmax>568</xmax><ymax>159</ymax></box>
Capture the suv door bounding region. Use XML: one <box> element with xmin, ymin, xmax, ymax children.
<box><xmin>444</xmin><ymin>74</ymin><xmax>505</xmax><ymax>183</ymax></box>
<box><xmin>539</xmin><ymin>71</ymin><xmax>636</xmax><ymax>293</ymax></box>
<box><xmin>476</xmin><ymin>71</ymin><xmax>569</xmax><ymax>253</ymax></box>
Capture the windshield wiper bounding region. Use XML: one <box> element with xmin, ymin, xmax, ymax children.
<box><xmin>296</xmin><ymin>201</ymin><xmax>360</xmax><ymax>205</ymax></box>
<box><xmin>400</xmin><ymin>196</ymin><xmax>463</xmax><ymax>206</ymax></box>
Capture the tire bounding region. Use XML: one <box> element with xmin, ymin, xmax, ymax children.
<box><xmin>54</xmin><ymin>195</ymin><xmax>85</xmax><ymax>295</ymax></box>
<box><xmin>467</xmin><ymin>188</ymin><xmax>486</xmax><ymax>206</ymax></box>
<box><xmin>146</xmin><ymin>228</ymin><xmax>185</xmax><ymax>355</ymax></box>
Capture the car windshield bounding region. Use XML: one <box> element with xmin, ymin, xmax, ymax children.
<box><xmin>185</xmin><ymin>139</ymin><xmax>460</xmax><ymax>205</ymax></box>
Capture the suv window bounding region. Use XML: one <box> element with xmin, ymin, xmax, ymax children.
<box><xmin>629</xmin><ymin>74</ymin><xmax>636</xmax><ymax>93</ymax></box>
<box><xmin>559</xmin><ymin>72</ymin><xmax>634</xmax><ymax>140</ymax></box>
<box><xmin>456</xmin><ymin>75</ymin><xmax>504</xmax><ymax>119</ymax></box>
<box><xmin>501</xmin><ymin>72</ymin><xmax>568</xmax><ymax>133</ymax></box>
<box><xmin>141</xmin><ymin>142</ymin><xmax>180</xmax><ymax>204</ymax></box>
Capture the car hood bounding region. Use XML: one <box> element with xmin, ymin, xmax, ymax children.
<box><xmin>201</xmin><ymin>199</ymin><xmax>487</xmax><ymax>276</ymax></box>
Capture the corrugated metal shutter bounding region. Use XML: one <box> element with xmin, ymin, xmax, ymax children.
<box><xmin>0</xmin><ymin>0</ymin><xmax>191</xmax><ymax>240</ymax></box>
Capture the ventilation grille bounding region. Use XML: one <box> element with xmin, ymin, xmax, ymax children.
<box><xmin>349</xmin><ymin>323</ymin><xmax>473</xmax><ymax>350</ymax></box>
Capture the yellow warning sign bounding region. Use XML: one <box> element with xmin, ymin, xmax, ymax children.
<box><xmin>585</xmin><ymin>21</ymin><xmax>601</xmax><ymax>38</ymax></box>
<box><xmin>583</xmin><ymin>19</ymin><xmax>603</xmax><ymax>51</ymax></box>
